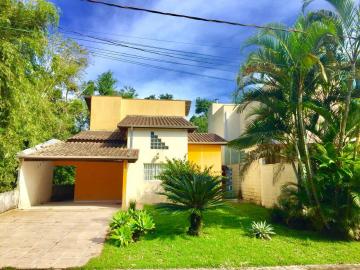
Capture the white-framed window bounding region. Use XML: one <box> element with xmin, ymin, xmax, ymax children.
<box><xmin>144</xmin><ymin>163</ymin><xmax>165</xmax><ymax>180</ymax></box>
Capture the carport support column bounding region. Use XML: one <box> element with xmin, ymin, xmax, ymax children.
<box><xmin>122</xmin><ymin>160</ymin><xmax>128</xmax><ymax>209</ymax></box>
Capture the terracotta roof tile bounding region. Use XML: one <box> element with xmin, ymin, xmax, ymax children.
<box><xmin>188</xmin><ymin>133</ymin><xmax>227</xmax><ymax>144</ymax></box>
<box><xmin>118</xmin><ymin>115</ymin><xmax>197</xmax><ymax>130</ymax></box>
<box><xmin>67</xmin><ymin>131</ymin><xmax>125</xmax><ymax>142</ymax></box>
<box><xmin>19</xmin><ymin>141</ymin><xmax>138</xmax><ymax>162</ymax></box>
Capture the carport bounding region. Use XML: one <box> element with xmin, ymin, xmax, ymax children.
<box><xmin>17</xmin><ymin>131</ymin><xmax>138</xmax><ymax>209</ymax></box>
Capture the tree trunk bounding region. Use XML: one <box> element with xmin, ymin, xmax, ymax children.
<box><xmin>188</xmin><ymin>212</ymin><xmax>202</xmax><ymax>236</ymax></box>
<box><xmin>296</xmin><ymin>78</ymin><xmax>329</xmax><ymax>229</ymax></box>
<box><xmin>338</xmin><ymin>61</ymin><xmax>356</xmax><ymax>151</ymax></box>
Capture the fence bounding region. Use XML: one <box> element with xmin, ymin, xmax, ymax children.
<box><xmin>0</xmin><ymin>189</ymin><xmax>19</xmax><ymax>214</ymax></box>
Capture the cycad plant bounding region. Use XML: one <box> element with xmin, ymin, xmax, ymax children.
<box><xmin>157</xmin><ymin>159</ymin><xmax>223</xmax><ymax>236</ymax></box>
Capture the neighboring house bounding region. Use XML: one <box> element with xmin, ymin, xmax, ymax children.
<box><xmin>17</xmin><ymin>96</ymin><xmax>226</xmax><ymax>208</ymax></box>
<box><xmin>208</xmin><ymin>103</ymin><xmax>296</xmax><ymax>208</ymax></box>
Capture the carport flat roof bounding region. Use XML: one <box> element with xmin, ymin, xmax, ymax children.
<box><xmin>18</xmin><ymin>141</ymin><xmax>139</xmax><ymax>162</ymax></box>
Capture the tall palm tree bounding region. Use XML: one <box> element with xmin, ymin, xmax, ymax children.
<box><xmin>304</xmin><ymin>0</ymin><xmax>360</xmax><ymax>153</ymax></box>
<box><xmin>233</xmin><ymin>15</ymin><xmax>335</xmax><ymax>227</ymax></box>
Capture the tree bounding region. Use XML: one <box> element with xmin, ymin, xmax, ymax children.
<box><xmin>190</xmin><ymin>115</ymin><xmax>208</xmax><ymax>133</ymax></box>
<box><xmin>119</xmin><ymin>86</ymin><xmax>138</xmax><ymax>99</ymax></box>
<box><xmin>0</xmin><ymin>0</ymin><xmax>88</xmax><ymax>192</ymax></box>
<box><xmin>96</xmin><ymin>71</ymin><xmax>118</xmax><ymax>96</ymax></box>
<box><xmin>82</xmin><ymin>71</ymin><xmax>138</xmax><ymax>98</ymax></box>
<box><xmin>159</xmin><ymin>93</ymin><xmax>173</xmax><ymax>100</ymax></box>
<box><xmin>304</xmin><ymin>0</ymin><xmax>360</xmax><ymax>153</ymax></box>
<box><xmin>233</xmin><ymin>14</ymin><xmax>336</xmax><ymax>229</ymax></box>
<box><xmin>144</xmin><ymin>94</ymin><xmax>156</xmax><ymax>100</ymax></box>
<box><xmin>190</xmin><ymin>97</ymin><xmax>212</xmax><ymax>132</ymax></box>
<box><xmin>195</xmin><ymin>97</ymin><xmax>212</xmax><ymax>115</ymax></box>
<box><xmin>157</xmin><ymin>159</ymin><xmax>223</xmax><ymax>236</ymax></box>
<box><xmin>144</xmin><ymin>93</ymin><xmax>174</xmax><ymax>100</ymax></box>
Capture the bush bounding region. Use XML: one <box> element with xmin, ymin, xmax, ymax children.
<box><xmin>129</xmin><ymin>200</ymin><xmax>137</xmax><ymax>211</ymax></box>
<box><xmin>130</xmin><ymin>210</ymin><xmax>156</xmax><ymax>241</ymax></box>
<box><xmin>108</xmin><ymin>208</ymin><xmax>155</xmax><ymax>247</ymax></box>
<box><xmin>272</xmin><ymin>144</ymin><xmax>360</xmax><ymax>240</ymax></box>
<box><xmin>250</xmin><ymin>221</ymin><xmax>276</xmax><ymax>240</ymax></box>
<box><xmin>157</xmin><ymin>159</ymin><xmax>223</xmax><ymax>236</ymax></box>
<box><xmin>109</xmin><ymin>226</ymin><xmax>133</xmax><ymax>247</ymax></box>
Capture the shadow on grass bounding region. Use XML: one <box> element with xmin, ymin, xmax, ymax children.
<box><xmin>141</xmin><ymin>202</ymin><xmax>349</xmax><ymax>244</ymax></box>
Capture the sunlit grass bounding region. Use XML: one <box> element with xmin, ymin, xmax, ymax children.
<box><xmin>84</xmin><ymin>202</ymin><xmax>360</xmax><ymax>269</ymax></box>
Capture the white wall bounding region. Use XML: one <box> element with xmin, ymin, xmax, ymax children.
<box><xmin>230</xmin><ymin>161</ymin><xmax>297</xmax><ymax>208</ymax></box>
<box><xmin>125</xmin><ymin>128</ymin><xmax>188</xmax><ymax>205</ymax></box>
<box><xmin>0</xmin><ymin>190</ymin><xmax>19</xmax><ymax>213</ymax></box>
<box><xmin>18</xmin><ymin>160</ymin><xmax>54</xmax><ymax>209</ymax></box>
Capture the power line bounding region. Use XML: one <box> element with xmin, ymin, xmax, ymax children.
<box><xmin>90</xmin><ymin>52</ymin><xmax>235</xmax><ymax>82</ymax></box>
<box><xmin>85</xmin><ymin>0</ymin><xmax>303</xmax><ymax>33</ymax></box>
<box><xmin>60</xmin><ymin>29</ymin><xmax>240</xmax><ymax>61</ymax></box>
<box><xmin>85</xmin><ymin>45</ymin><xmax>236</xmax><ymax>73</ymax></box>
<box><xmin>60</xmin><ymin>29</ymin><xmax>240</xmax><ymax>67</ymax></box>
<box><xmin>67</xmin><ymin>29</ymin><xmax>240</xmax><ymax>50</ymax></box>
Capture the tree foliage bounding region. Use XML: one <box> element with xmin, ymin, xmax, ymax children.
<box><xmin>232</xmin><ymin>6</ymin><xmax>360</xmax><ymax>238</ymax></box>
<box><xmin>157</xmin><ymin>159</ymin><xmax>223</xmax><ymax>236</ymax></box>
<box><xmin>144</xmin><ymin>93</ymin><xmax>173</xmax><ymax>100</ymax></box>
<box><xmin>190</xmin><ymin>97</ymin><xmax>212</xmax><ymax>132</ymax></box>
<box><xmin>0</xmin><ymin>0</ymin><xmax>88</xmax><ymax>191</ymax></box>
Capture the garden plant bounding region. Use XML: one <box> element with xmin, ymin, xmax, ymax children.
<box><xmin>157</xmin><ymin>159</ymin><xmax>223</xmax><ymax>236</ymax></box>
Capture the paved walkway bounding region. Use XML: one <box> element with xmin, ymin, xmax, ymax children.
<box><xmin>0</xmin><ymin>202</ymin><xmax>119</xmax><ymax>269</ymax></box>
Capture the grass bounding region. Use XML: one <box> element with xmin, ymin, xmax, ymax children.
<box><xmin>84</xmin><ymin>202</ymin><xmax>360</xmax><ymax>269</ymax></box>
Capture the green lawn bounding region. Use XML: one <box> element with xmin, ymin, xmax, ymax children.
<box><xmin>84</xmin><ymin>202</ymin><xmax>360</xmax><ymax>269</ymax></box>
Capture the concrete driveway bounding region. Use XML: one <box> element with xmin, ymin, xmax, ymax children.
<box><xmin>0</xmin><ymin>202</ymin><xmax>119</xmax><ymax>269</ymax></box>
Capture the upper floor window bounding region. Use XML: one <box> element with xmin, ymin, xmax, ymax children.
<box><xmin>150</xmin><ymin>132</ymin><xmax>169</xmax><ymax>149</ymax></box>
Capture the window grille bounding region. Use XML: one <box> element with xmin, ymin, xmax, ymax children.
<box><xmin>144</xmin><ymin>163</ymin><xmax>165</xmax><ymax>180</ymax></box>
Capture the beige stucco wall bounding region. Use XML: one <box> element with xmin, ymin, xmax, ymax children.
<box><xmin>125</xmin><ymin>128</ymin><xmax>188</xmax><ymax>206</ymax></box>
<box><xmin>89</xmin><ymin>96</ymin><xmax>188</xmax><ymax>131</ymax></box>
<box><xmin>18</xmin><ymin>160</ymin><xmax>54</xmax><ymax>209</ymax></box>
<box><xmin>260</xmin><ymin>163</ymin><xmax>297</xmax><ymax>208</ymax></box>
<box><xmin>230</xmin><ymin>160</ymin><xmax>297</xmax><ymax>208</ymax></box>
<box><xmin>89</xmin><ymin>96</ymin><xmax>122</xmax><ymax>131</ymax></box>
<box><xmin>121</xmin><ymin>99</ymin><xmax>187</xmax><ymax>119</ymax></box>
<box><xmin>208</xmin><ymin>102</ymin><xmax>258</xmax><ymax>142</ymax></box>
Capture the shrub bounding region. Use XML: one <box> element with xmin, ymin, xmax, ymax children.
<box><xmin>110</xmin><ymin>211</ymin><xmax>132</xmax><ymax>230</ymax></box>
<box><xmin>109</xmin><ymin>226</ymin><xmax>133</xmax><ymax>247</ymax></box>
<box><xmin>157</xmin><ymin>159</ymin><xmax>223</xmax><ymax>236</ymax></box>
<box><xmin>250</xmin><ymin>221</ymin><xmax>276</xmax><ymax>240</ymax></box>
<box><xmin>129</xmin><ymin>210</ymin><xmax>156</xmax><ymax>241</ymax></box>
<box><xmin>108</xmin><ymin>208</ymin><xmax>155</xmax><ymax>247</ymax></box>
<box><xmin>129</xmin><ymin>200</ymin><xmax>137</xmax><ymax>211</ymax></box>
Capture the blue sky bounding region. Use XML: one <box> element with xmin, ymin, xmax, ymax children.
<box><xmin>49</xmin><ymin>0</ymin><xmax>335</xmax><ymax>111</ymax></box>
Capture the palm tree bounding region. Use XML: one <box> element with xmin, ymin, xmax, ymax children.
<box><xmin>304</xmin><ymin>0</ymin><xmax>360</xmax><ymax>153</ymax></box>
<box><xmin>157</xmin><ymin>159</ymin><xmax>223</xmax><ymax>236</ymax></box>
<box><xmin>232</xmin><ymin>14</ymin><xmax>335</xmax><ymax>228</ymax></box>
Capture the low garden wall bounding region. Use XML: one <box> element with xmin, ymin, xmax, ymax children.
<box><xmin>0</xmin><ymin>189</ymin><xmax>19</xmax><ymax>214</ymax></box>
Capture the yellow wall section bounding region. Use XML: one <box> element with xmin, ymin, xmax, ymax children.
<box><xmin>188</xmin><ymin>144</ymin><xmax>222</xmax><ymax>174</ymax></box>
<box><xmin>54</xmin><ymin>161</ymin><xmax>123</xmax><ymax>201</ymax></box>
<box><xmin>89</xmin><ymin>96</ymin><xmax>187</xmax><ymax>131</ymax></box>
<box><xmin>121</xmin><ymin>99</ymin><xmax>186</xmax><ymax>119</ymax></box>
<box><xmin>89</xmin><ymin>96</ymin><xmax>122</xmax><ymax>131</ymax></box>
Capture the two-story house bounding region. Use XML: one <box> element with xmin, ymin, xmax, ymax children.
<box><xmin>17</xmin><ymin>96</ymin><xmax>226</xmax><ymax>208</ymax></box>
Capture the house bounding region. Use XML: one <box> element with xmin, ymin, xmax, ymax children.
<box><xmin>208</xmin><ymin>102</ymin><xmax>297</xmax><ymax>207</ymax></box>
<box><xmin>17</xmin><ymin>96</ymin><xmax>227</xmax><ymax>208</ymax></box>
